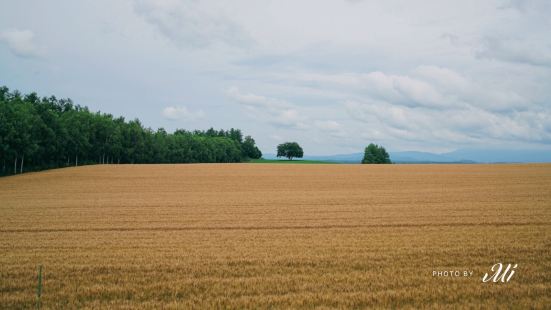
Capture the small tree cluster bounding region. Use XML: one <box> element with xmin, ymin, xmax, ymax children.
<box><xmin>362</xmin><ymin>143</ymin><xmax>391</xmax><ymax>164</ymax></box>
<box><xmin>241</xmin><ymin>136</ymin><xmax>262</xmax><ymax>160</ymax></box>
<box><xmin>277</xmin><ymin>142</ymin><xmax>303</xmax><ymax>160</ymax></box>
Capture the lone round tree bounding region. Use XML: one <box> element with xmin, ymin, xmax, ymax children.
<box><xmin>277</xmin><ymin>142</ymin><xmax>304</xmax><ymax>160</ymax></box>
<box><xmin>362</xmin><ymin>143</ymin><xmax>391</xmax><ymax>164</ymax></box>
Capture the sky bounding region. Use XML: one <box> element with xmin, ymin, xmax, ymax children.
<box><xmin>1</xmin><ymin>0</ymin><xmax>550</xmax><ymax>155</ymax></box>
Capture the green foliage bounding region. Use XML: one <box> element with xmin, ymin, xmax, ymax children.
<box><xmin>249</xmin><ymin>159</ymin><xmax>334</xmax><ymax>164</ymax></box>
<box><xmin>241</xmin><ymin>136</ymin><xmax>262</xmax><ymax>159</ymax></box>
<box><xmin>0</xmin><ymin>86</ymin><xmax>263</xmax><ymax>175</ymax></box>
<box><xmin>276</xmin><ymin>142</ymin><xmax>304</xmax><ymax>160</ymax></box>
<box><xmin>362</xmin><ymin>143</ymin><xmax>391</xmax><ymax>164</ymax></box>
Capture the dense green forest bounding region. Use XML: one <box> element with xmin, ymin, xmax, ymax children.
<box><xmin>0</xmin><ymin>86</ymin><xmax>262</xmax><ymax>176</ymax></box>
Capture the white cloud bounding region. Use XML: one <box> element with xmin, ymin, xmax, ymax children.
<box><xmin>226</xmin><ymin>86</ymin><xmax>288</xmax><ymax>109</ymax></box>
<box><xmin>314</xmin><ymin>120</ymin><xmax>341</xmax><ymax>131</ymax></box>
<box><xmin>476</xmin><ymin>37</ymin><xmax>551</xmax><ymax>68</ymax></box>
<box><xmin>0</xmin><ymin>29</ymin><xmax>40</xmax><ymax>58</ymax></box>
<box><xmin>270</xmin><ymin>134</ymin><xmax>283</xmax><ymax>141</ymax></box>
<box><xmin>285</xmin><ymin>65</ymin><xmax>533</xmax><ymax>112</ymax></box>
<box><xmin>161</xmin><ymin>106</ymin><xmax>204</xmax><ymax>121</ymax></box>
<box><xmin>413</xmin><ymin>66</ymin><xmax>469</xmax><ymax>91</ymax></box>
<box><xmin>227</xmin><ymin>87</ymin><xmax>308</xmax><ymax>129</ymax></box>
<box><xmin>345</xmin><ymin>99</ymin><xmax>551</xmax><ymax>145</ymax></box>
<box><xmin>227</xmin><ymin>87</ymin><xmax>348</xmax><ymax>138</ymax></box>
<box><xmin>498</xmin><ymin>0</ymin><xmax>551</xmax><ymax>12</ymax></box>
<box><xmin>292</xmin><ymin>71</ymin><xmax>448</xmax><ymax>109</ymax></box>
<box><xmin>314</xmin><ymin>120</ymin><xmax>347</xmax><ymax>138</ymax></box>
<box><xmin>133</xmin><ymin>0</ymin><xmax>251</xmax><ymax>48</ymax></box>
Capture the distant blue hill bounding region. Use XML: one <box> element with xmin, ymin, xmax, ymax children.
<box><xmin>263</xmin><ymin>149</ymin><xmax>551</xmax><ymax>163</ymax></box>
<box><xmin>389</xmin><ymin>151</ymin><xmax>471</xmax><ymax>163</ymax></box>
<box><xmin>443</xmin><ymin>149</ymin><xmax>551</xmax><ymax>163</ymax></box>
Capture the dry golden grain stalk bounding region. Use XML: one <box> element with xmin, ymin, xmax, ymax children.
<box><xmin>0</xmin><ymin>164</ymin><xmax>550</xmax><ymax>309</ymax></box>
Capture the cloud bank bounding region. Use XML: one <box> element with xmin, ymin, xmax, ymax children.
<box><xmin>1</xmin><ymin>0</ymin><xmax>550</xmax><ymax>154</ymax></box>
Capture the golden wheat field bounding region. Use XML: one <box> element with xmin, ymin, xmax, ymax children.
<box><xmin>0</xmin><ymin>164</ymin><xmax>550</xmax><ymax>309</ymax></box>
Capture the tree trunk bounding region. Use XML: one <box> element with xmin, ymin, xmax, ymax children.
<box><xmin>75</xmin><ymin>155</ymin><xmax>78</xmax><ymax>167</ymax></box>
<box><xmin>14</xmin><ymin>156</ymin><xmax>17</xmax><ymax>174</ymax></box>
<box><xmin>66</xmin><ymin>156</ymin><xmax>69</xmax><ymax>166</ymax></box>
<box><xmin>20</xmin><ymin>155</ymin><xmax>24</xmax><ymax>174</ymax></box>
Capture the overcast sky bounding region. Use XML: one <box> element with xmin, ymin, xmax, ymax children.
<box><xmin>1</xmin><ymin>0</ymin><xmax>550</xmax><ymax>155</ymax></box>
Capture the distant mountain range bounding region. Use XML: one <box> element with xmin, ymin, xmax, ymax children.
<box><xmin>263</xmin><ymin>149</ymin><xmax>551</xmax><ymax>163</ymax></box>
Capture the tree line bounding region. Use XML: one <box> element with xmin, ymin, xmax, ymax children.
<box><xmin>0</xmin><ymin>86</ymin><xmax>262</xmax><ymax>176</ymax></box>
